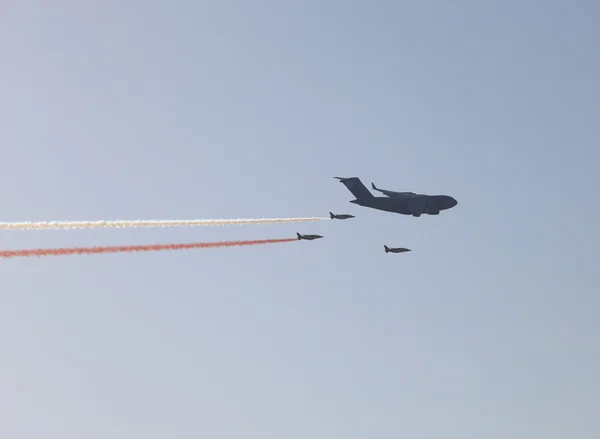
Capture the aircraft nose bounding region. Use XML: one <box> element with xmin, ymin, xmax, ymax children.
<box><xmin>449</xmin><ymin>197</ymin><xmax>458</xmax><ymax>207</ymax></box>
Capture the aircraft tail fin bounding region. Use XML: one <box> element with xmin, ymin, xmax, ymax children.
<box><xmin>296</xmin><ymin>232</ymin><xmax>302</xmax><ymax>240</ymax></box>
<box><xmin>384</xmin><ymin>245</ymin><xmax>389</xmax><ymax>253</ymax></box>
<box><xmin>329</xmin><ymin>212</ymin><xmax>334</xmax><ymax>219</ymax></box>
<box><xmin>334</xmin><ymin>177</ymin><xmax>374</xmax><ymax>199</ymax></box>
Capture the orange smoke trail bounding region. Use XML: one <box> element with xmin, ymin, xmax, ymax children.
<box><xmin>0</xmin><ymin>238</ymin><xmax>297</xmax><ymax>259</ymax></box>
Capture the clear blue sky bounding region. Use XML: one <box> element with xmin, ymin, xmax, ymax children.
<box><xmin>1</xmin><ymin>1</ymin><xmax>599</xmax><ymax>437</ymax></box>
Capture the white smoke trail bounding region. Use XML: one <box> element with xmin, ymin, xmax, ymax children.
<box><xmin>0</xmin><ymin>217</ymin><xmax>328</xmax><ymax>231</ymax></box>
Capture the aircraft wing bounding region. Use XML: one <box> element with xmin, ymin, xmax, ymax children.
<box><xmin>371</xmin><ymin>182</ymin><xmax>390</xmax><ymax>196</ymax></box>
<box><xmin>372</xmin><ymin>182</ymin><xmax>416</xmax><ymax>198</ymax></box>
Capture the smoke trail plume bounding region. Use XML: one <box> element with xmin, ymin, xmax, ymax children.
<box><xmin>0</xmin><ymin>217</ymin><xmax>328</xmax><ymax>231</ymax></box>
<box><xmin>0</xmin><ymin>238</ymin><xmax>297</xmax><ymax>259</ymax></box>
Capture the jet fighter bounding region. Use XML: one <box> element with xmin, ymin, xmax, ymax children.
<box><xmin>296</xmin><ymin>233</ymin><xmax>323</xmax><ymax>241</ymax></box>
<box><xmin>384</xmin><ymin>245</ymin><xmax>411</xmax><ymax>253</ymax></box>
<box><xmin>329</xmin><ymin>212</ymin><xmax>355</xmax><ymax>220</ymax></box>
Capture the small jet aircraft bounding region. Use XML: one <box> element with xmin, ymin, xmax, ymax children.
<box><xmin>334</xmin><ymin>176</ymin><xmax>457</xmax><ymax>217</ymax></box>
<box><xmin>384</xmin><ymin>245</ymin><xmax>411</xmax><ymax>253</ymax></box>
<box><xmin>297</xmin><ymin>232</ymin><xmax>323</xmax><ymax>241</ymax></box>
<box><xmin>329</xmin><ymin>212</ymin><xmax>355</xmax><ymax>220</ymax></box>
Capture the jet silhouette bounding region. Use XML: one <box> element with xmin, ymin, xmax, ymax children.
<box><xmin>297</xmin><ymin>233</ymin><xmax>323</xmax><ymax>240</ymax></box>
<box><xmin>329</xmin><ymin>212</ymin><xmax>355</xmax><ymax>220</ymax></box>
<box><xmin>334</xmin><ymin>177</ymin><xmax>457</xmax><ymax>217</ymax></box>
<box><xmin>384</xmin><ymin>245</ymin><xmax>411</xmax><ymax>253</ymax></box>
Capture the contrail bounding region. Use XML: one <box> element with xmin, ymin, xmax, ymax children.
<box><xmin>0</xmin><ymin>238</ymin><xmax>297</xmax><ymax>259</ymax></box>
<box><xmin>0</xmin><ymin>217</ymin><xmax>328</xmax><ymax>231</ymax></box>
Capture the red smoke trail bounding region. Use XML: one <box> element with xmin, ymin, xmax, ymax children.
<box><xmin>0</xmin><ymin>238</ymin><xmax>297</xmax><ymax>259</ymax></box>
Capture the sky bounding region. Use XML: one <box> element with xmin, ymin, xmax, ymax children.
<box><xmin>1</xmin><ymin>1</ymin><xmax>599</xmax><ymax>437</ymax></box>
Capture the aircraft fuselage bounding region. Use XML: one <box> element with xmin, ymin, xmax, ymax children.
<box><xmin>350</xmin><ymin>194</ymin><xmax>456</xmax><ymax>216</ymax></box>
<box><xmin>335</xmin><ymin>176</ymin><xmax>457</xmax><ymax>217</ymax></box>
